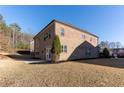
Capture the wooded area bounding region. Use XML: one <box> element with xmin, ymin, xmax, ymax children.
<box><xmin>0</xmin><ymin>14</ymin><xmax>33</xmax><ymax>52</ymax></box>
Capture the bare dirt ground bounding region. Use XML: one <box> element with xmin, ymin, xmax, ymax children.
<box><xmin>0</xmin><ymin>53</ymin><xmax>124</xmax><ymax>87</ymax></box>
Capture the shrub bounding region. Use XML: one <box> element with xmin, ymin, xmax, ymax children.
<box><xmin>103</xmin><ymin>48</ymin><xmax>110</xmax><ymax>58</ymax></box>
<box><xmin>51</xmin><ymin>35</ymin><xmax>61</xmax><ymax>63</ymax></box>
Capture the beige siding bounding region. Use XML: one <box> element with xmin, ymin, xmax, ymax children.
<box><xmin>34</xmin><ymin>20</ymin><xmax>99</xmax><ymax>61</ymax></box>
<box><xmin>34</xmin><ymin>22</ymin><xmax>55</xmax><ymax>59</ymax></box>
<box><xmin>55</xmin><ymin>22</ymin><xmax>98</xmax><ymax>61</ymax></box>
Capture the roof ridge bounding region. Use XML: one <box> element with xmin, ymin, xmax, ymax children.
<box><xmin>34</xmin><ymin>19</ymin><xmax>98</xmax><ymax>39</ymax></box>
<box><xmin>54</xmin><ymin>19</ymin><xmax>98</xmax><ymax>38</ymax></box>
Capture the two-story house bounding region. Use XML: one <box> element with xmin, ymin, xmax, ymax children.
<box><xmin>33</xmin><ymin>20</ymin><xmax>99</xmax><ymax>61</ymax></box>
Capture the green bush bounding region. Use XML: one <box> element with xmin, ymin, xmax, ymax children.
<box><xmin>103</xmin><ymin>48</ymin><xmax>110</xmax><ymax>58</ymax></box>
<box><xmin>51</xmin><ymin>35</ymin><xmax>61</xmax><ymax>63</ymax></box>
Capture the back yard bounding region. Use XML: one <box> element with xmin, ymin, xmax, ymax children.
<box><xmin>0</xmin><ymin>53</ymin><xmax>124</xmax><ymax>87</ymax></box>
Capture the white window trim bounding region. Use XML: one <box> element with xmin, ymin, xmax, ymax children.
<box><xmin>60</xmin><ymin>28</ymin><xmax>65</xmax><ymax>36</ymax></box>
<box><xmin>61</xmin><ymin>45</ymin><xmax>67</xmax><ymax>53</ymax></box>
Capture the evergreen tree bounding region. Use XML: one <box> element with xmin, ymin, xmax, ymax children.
<box><xmin>51</xmin><ymin>35</ymin><xmax>61</xmax><ymax>63</ymax></box>
<box><xmin>103</xmin><ymin>48</ymin><xmax>110</xmax><ymax>58</ymax></box>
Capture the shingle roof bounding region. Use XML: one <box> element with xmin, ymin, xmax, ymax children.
<box><xmin>34</xmin><ymin>19</ymin><xmax>98</xmax><ymax>39</ymax></box>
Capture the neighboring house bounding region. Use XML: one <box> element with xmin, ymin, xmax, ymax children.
<box><xmin>30</xmin><ymin>40</ymin><xmax>34</xmax><ymax>56</ymax></box>
<box><xmin>33</xmin><ymin>20</ymin><xmax>99</xmax><ymax>61</ymax></box>
<box><xmin>110</xmin><ymin>48</ymin><xmax>124</xmax><ymax>57</ymax></box>
<box><xmin>30</xmin><ymin>40</ymin><xmax>34</xmax><ymax>52</ymax></box>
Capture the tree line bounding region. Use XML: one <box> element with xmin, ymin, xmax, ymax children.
<box><xmin>0</xmin><ymin>14</ymin><xmax>33</xmax><ymax>52</ymax></box>
<box><xmin>99</xmin><ymin>41</ymin><xmax>124</xmax><ymax>58</ymax></box>
<box><xmin>99</xmin><ymin>41</ymin><xmax>123</xmax><ymax>51</ymax></box>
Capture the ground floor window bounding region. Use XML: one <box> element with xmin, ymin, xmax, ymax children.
<box><xmin>61</xmin><ymin>45</ymin><xmax>67</xmax><ymax>53</ymax></box>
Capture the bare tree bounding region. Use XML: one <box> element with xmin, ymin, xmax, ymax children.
<box><xmin>99</xmin><ymin>41</ymin><xmax>109</xmax><ymax>52</ymax></box>
<box><xmin>116</xmin><ymin>42</ymin><xmax>122</xmax><ymax>49</ymax></box>
<box><xmin>109</xmin><ymin>42</ymin><xmax>116</xmax><ymax>49</ymax></box>
<box><xmin>0</xmin><ymin>14</ymin><xmax>33</xmax><ymax>52</ymax></box>
<box><xmin>0</xmin><ymin>14</ymin><xmax>3</xmax><ymax>23</ymax></box>
<box><xmin>100</xmin><ymin>41</ymin><xmax>123</xmax><ymax>49</ymax></box>
<box><xmin>10</xmin><ymin>23</ymin><xmax>21</xmax><ymax>50</ymax></box>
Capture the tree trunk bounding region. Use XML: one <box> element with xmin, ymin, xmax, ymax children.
<box><xmin>52</xmin><ymin>53</ymin><xmax>59</xmax><ymax>63</ymax></box>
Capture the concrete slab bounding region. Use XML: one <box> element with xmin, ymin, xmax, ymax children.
<box><xmin>23</xmin><ymin>60</ymin><xmax>47</xmax><ymax>64</ymax></box>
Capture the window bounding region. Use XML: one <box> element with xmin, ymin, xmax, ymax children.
<box><xmin>61</xmin><ymin>45</ymin><xmax>67</xmax><ymax>52</ymax></box>
<box><xmin>44</xmin><ymin>34</ymin><xmax>48</xmax><ymax>41</ymax></box>
<box><xmin>49</xmin><ymin>33</ymin><xmax>51</xmax><ymax>38</ymax></box>
<box><xmin>44</xmin><ymin>32</ymin><xmax>51</xmax><ymax>41</ymax></box>
<box><xmin>82</xmin><ymin>34</ymin><xmax>86</xmax><ymax>39</ymax></box>
<box><xmin>64</xmin><ymin>45</ymin><xmax>67</xmax><ymax>52</ymax></box>
<box><xmin>60</xmin><ymin>28</ymin><xmax>65</xmax><ymax>36</ymax></box>
<box><xmin>94</xmin><ymin>39</ymin><xmax>96</xmax><ymax>43</ymax></box>
<box><xmin>61</xmin><ymin>45</ymin><xmax>64</xmax><ymax>52</ymax></box>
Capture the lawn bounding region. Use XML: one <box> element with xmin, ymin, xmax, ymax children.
<box><xmin>0</xmin><ymin>53</ymin><xmax>124</xmax><ymax>87</ymax></box>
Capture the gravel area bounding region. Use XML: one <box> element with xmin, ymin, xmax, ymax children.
<box><xmin>0</xmin><ymin>54</ymin><xmax>124</xmax><ymax>87</ymax></box>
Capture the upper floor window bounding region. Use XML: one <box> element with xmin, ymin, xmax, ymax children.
<box><xmin>82</xmin><ymin>34</ymin><xmax>86</xmax><ymax>39</ymax></box>
<box><xmin>92</xmin><ymin>38</ymin><xmax>95</xmax><ymax>43</ymax></box>
<box><xmin>60</xmin><ymin>28</ymin><xmax>65</xmax><ymax>36</ymax></box>
<box><xmin>44</xmin><ymin>32</ymin><xmax>51</xmax><ymax>41</ymax></box>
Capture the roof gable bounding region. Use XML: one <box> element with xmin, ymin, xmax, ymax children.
<box><xmin>34</xmin><ymin>19</ymin><xmax>98</xmax><ymax>39</ymax></box>
<box><xmin>54</xmin><ymin>20</ymin><xmax>98</xmax><ymax>38</ymax></box>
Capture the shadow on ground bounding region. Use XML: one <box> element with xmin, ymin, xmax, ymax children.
<box><xmin>6</xmin><ymin>52</ymin><xmax>124</xmax><ymax>68</ymax></box>
<box><xmin>6</xmin><ymin>54</ymin><xmax>68</xmax><ymax>64</ymax></box>
<box><xmin>30</xmin><ymin>58</ymin><xmax>124</xmax><ymax>67</ymax></box>
<box><xmin>6</xmin><ymin>54</ymin><xmax>39</xmax><ymax>61</ymax></box>
<box><xmin>6</xmin><ymin>54</ymin><xmax>45</xmax><ymax>64</ymax></box>
<box><xmin>73</xmin><ymin>58</ymin><xmax>124</xmax><ymax>68</ymax></box>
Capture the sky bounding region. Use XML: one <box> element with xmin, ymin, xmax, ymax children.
<box><xmin>0</xmin><ymin>5</ymin><xmax>124</xmax><ymax>45</ymax></box>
